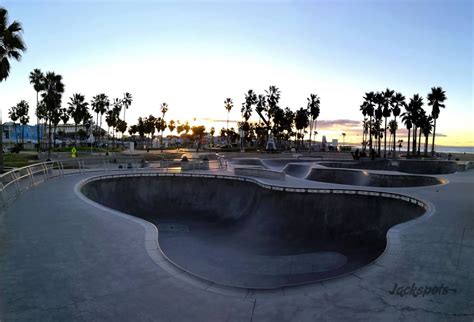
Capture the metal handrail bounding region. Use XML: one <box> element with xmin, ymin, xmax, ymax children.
<box><xmin>0</xmin><ymin>155</ymin><xmax>228</xmax><ymax>212</ymax></box>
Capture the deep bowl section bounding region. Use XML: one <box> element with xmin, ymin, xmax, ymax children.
<box><xmin>305</xmin><ymin>168</ymin><xmax>445</xmax><ymax>187</ymax></box>
<box><xmin>81</xmin><ymin>175</ymin><xmax>426</xmax><ymax>288</ymax></box>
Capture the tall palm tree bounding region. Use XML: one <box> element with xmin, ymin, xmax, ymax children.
<box><xmin>122</xmin><ymin>92</ymin><xmax>132</xmax><ymax>131</ymax></box>
<box><xmin>374</xmin><ymin>92</ymin><xmax>384</xmax><ymax>157</ymax></box>
<box><xmin>427</xmin><ymin>87</ymin><xmax>446</xmax><ymax>156</ymax></box>
<box><xmin>307</xmin><ymin>93</ymin><xmax>320</xmax><ymax>152</ymax></box>
<box><xmin>391</xmin><ymin>92</ymin><xmax>405</xmax><ymax>158</ymax></box>
<box><xmin>68</xmin><ymin>93</ymin><xmax>89</xmax><ymax>147</ymax></box>
<box><xmin>382</xmin><ymin>88</ymin><xmax>394</xmax><ymax>158</ymax></box>
<box><xmin>17</xmin><ymin>100</ymin><xmax>29</xmax><ymax>145</ymax></box>
<box><xmin>407</xmin><ymin>94</ymin><xmax>424</xmax><ymax>156</ymax></box>
<box><xmin>421</xmin><ymin>115</ymin><xmax>433</xmax><ymax>156</ymax></box>
<box><xmin>1</xmin><ymin>6</ymin><xmax>26</xmax><ymax>171</ymax></box>
<box><xmin>160</xmin><ymin>102</ymin><xmax>169</xmax><ymax>151</ymax></box>
<box><xmin>224</xmin><ymin>98</ymin><xmax>233</xmax><ymax>145</ymax></box>
<box><xmin>91</xmin><ymin>94</ymin><xmax>110</xmax><ymax>146</ymax></box>
<box><xmin>388</xmin><ymin>120</ymin><xmax>397</xmax><ymax>154</ymax></box>
<box><xmin>41</xmin><ymin>72</ymin><xmax>65</xmax><ymax>156</ymax></box>
<box><xmin>29</xmin><ymin>68</ymin><xmax>44</xmax><ymax>153</ymax></box>
<box><xmin>362</xmin><ymin>92</ymin><xmax>375</xmax><ymax>156</ymax></box>
<box><xmin>8</xmin><ymin>104</ymin><xmax>19</xmax><ymax>144</ymax></box>
<box><xmin>401</xmin><ymin>107</ymin><xmax>413</xmax><ymax>157</ymax></box>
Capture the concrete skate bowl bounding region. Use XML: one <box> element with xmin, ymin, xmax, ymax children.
<box><xmin>229</xmin><ymin>158</ymin><xmax>265</xmax><ymax>168</ymax></box>
<box><xmin>319</xmin><ymin>159</ymin><xmax>458</xmax><ymax>174</ymax></box>
<box><xmin>282</xmin><ymin>163</ymin><xmax>313</xmax><ymax>178</ymax></box>
<box><xmin>261</xmin><ymin>158</ymin><xmax>321</xmax><ymax>170</ymax></box>
<box><xmin>80</xmin><ymin>174</ymin><xmax>427</xmax><ymax>289</ymax></box>
<box><xmin>303</xmin><ymin>168</ymin><xmax>445</xmax><ymax>188</ymax></box>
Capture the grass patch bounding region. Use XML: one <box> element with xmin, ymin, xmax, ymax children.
<box><xmin>3</xmin><ymin>153</ymin><xmax>39</xmax><ymax>168</ymax></box>
<box><xmin>53</xmin><ymin>147</ymin><xmax>123</xmax><ymax>153</ymax></box>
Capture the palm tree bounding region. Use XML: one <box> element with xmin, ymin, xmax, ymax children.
<box><xmin>160</xmin><ymin>102</ymin><xmax>169</xmax><ymax>151</ymax></box>
<box><xmin>382</xmin><ymin>89</ymin><xmax>394</xmax><ymax>158</ymax></box>
<box><xmin>68</xmin><ymin>93</ymin><xmax>89</xmax><ymax>147</ymax></box>
<box><xmin>361</xmin><ymin>92</ymin><xmax>375</xmax><ymax>156</ymax></box>
<box><xmin>374</xmin><ymin>92</ymin><xmax>384</xmax><ymax>157</ymax></box>
<box><xmin>307</xmin><ymin>94</ymin><xmax>321</xmax><ymax>152</ymax></box>
<box><xmin>407</xmin><ymin>94</ymin><xmax>424</xmax><ymax>156</ymax></box>
<box><xmin>1</xmin><ymin>6</ymin><xmax>26</xmax><ymax>171</ymax></box>
<box><xmin>91</xmin><ymin>94</ymin><xmax>110</xmax><ymax>146</ymax></box>
<box><xmin>388</xmin><ymin>120</ymin><xmax>397</xmax><ymax>154</ymax></box>
<box><xmin>295</xmin><ymin>107</ymin><xmax>309</xmax><ymax>149</ymax></box>
<box><xmin>122</xmin><ymin>92</ymin><xmax>132</xmax><ymax>126</ymax></box>
<box><xmin>8</xmin><ymin>104</ymin><xmax>19</xmax><ymax>144</ymax></box>
<box><xmin>427</xmin><ymin>87</ymin><xmax>446</xmax><ymax>156</ymax></box>
<box><xmin>421</xmin><ymin>115</ymin><xmax>433</xmax><ymax>156</ymax></box>
<box><xmin>224</xmin><ymin>98</ymin><xmax>233</xmax><ymax>145</ymax></box>
<box><xmin>391</xmin><ymin>92</ymin><xmax>404</xmax><ymax>158</ymax></box>
<box><xmin>401</xmin><ymin>108</ymin><xmax>412</xmax><ymax>157</ymax></box>
<box><xmin>29</xmin><ymin>69</ymin><xmax>44</xmax><ymax>153</ymax></box>
<box><xmin>41</xmin><ymin>72</ymin><xmax>65</xmax><ymax>156</ymax></box>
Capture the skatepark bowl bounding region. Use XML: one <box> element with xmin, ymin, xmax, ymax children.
<box><xmin>282</xmin><ymin>164</ymin><xmax>446</xmax><ymax>188</ymax></box>
<box><xmin>80</xmin><ymin>173</ymin><xmax>428</xmax><ymax>289</ymax></box>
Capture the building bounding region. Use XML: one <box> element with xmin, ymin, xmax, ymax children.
<box><xmin>2</xmin><ymin>122</ymin><xmax>45</xmax><ymax>145</ymax></box>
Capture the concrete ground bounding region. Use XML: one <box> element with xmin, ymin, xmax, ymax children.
<box><xmin>0</xmin><ymin>164</ymin><xmax>473</xmax><ymax>321</ymax></box>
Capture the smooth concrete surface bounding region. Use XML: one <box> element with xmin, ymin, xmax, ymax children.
<box><xmin>304</xmin><ymin>168</ymin><xmax>444</xmax><ymax>187</ymax></box>
<box><xmin>319</xmin><ymin>159</ymin><xmax>459</xmax><ymax>174</ymax></box>
<box><xmin>1</xmin><ymin>162</ymin><xmax>473</xmax><ymax>321</ymax></box>
<box><xmin>234</xmin><ymin>167</ymin><xmax>287</xmax><ymax>180</ymax></box>
<box><xmin>80</xmin><ymin>174</ymin><xmax>425</xmax><ymax>288</ymax></box>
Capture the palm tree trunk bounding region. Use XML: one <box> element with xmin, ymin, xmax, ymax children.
<box><xmin>96</xmin><ymin>113</ymin><xmax>99</xmax><ymax>147</ymax></box>
<box><xmin>431</xmin><ymin>118</ymin><xmax>437</xmax><ymax>156</ymax></box>
<box><xmin>309</xmin><ymin>119</ymin><xmax>313</xmax><ymax>152</ymax></box>
<box><xmin>383</xmin><ymin>117</ymin><xmax>387</xmax><ymax>158</ymax></box>
<box><xmin>393</xmin><ymin>117</ymin><xmax>397</xmax><ymax>159</ymax></box>
<box><xmin>74</xmin><ymin>123</ymin><xmax>78</xmax><ymax>147</ymax></box>
<box><xmin>418</xmin><ymin>129</ymin><xmax>422</xmax><ymax>156</ymax></box>
<box><xmin>36</xmin><ymin>91</ymin><xmax>40</xmax><ymax>154</ymax></box>
<box><xmin>226</xmin><ymin>112</ymin><xmax>229</xmax><ymax>146</ymax></box>
<box><xmin>378</xmin><ymin>125</ymin><xmax>381</xmax><ymax>157</ymax></box>
<box><xmin>412</xmin><ymin>127</ymin><xmax>417</xmax><ymax>156</ymax></box>
<box><xmin>424</xmin><ymin>135</ymin><xmax>428</xmax><ymax>156</ymax></box>
<box><xmin>369</xmin><ymin>116</ymin><xmax>372</xmax><ymax>153</ymax></box>
<box><xmin>407</xmin><ymin>128</ymin><xmax>411</xmax><ymax>157</ymax></box>
<box><xmin>48</xmin><ymin>119</ymin><xmax>52</xmax><ymax>157</ymax></box>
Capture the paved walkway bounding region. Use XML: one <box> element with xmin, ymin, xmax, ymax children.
<box><xmin>1</xmin><ymin>169</ymin><xmax>473</xmax><ymax>321</ymax></box>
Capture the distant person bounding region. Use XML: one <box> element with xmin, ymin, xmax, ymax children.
<box><xmin>448</xmin><ymin>153</ymin><xmax>452</xmax><ymax>160</ymax></box>
<box><xmin>355</xmin><ymin>148</ymin><xmax>360</xmax><ymax>160</ymax></box>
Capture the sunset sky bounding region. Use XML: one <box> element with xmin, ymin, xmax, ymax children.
<box><xmin>2</xmin><ymin>0</ymin><xmax>473</xmax><ymax>146</ymax></box>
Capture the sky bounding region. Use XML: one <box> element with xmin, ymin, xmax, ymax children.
<box><xmin>1</xmin><ymin>0</ymin><xmax>473</xmax><ymax>146</ymax></box>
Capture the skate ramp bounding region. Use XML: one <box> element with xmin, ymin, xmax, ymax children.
<box><xmin>81</xmin><ymin>175</ymin><xmax>426</xmax><ymax>288</ymax></box>
<box><xmin>304</xmin><ymin>168</ymin><xmax>445</xmax><ymax>187</ymax></box>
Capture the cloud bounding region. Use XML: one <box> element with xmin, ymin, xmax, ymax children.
<box><xmin>435</xmin><ymin>133</ymin><xmax>448</xmax><ymax>137</ymax></box>
<box><xmin>316</xmin><ymin>119</ymin><xmax>361</xmax><ymax>129</ymax></box>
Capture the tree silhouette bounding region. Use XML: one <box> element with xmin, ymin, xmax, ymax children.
<box><xmin>307</xmin><ymin>94</ymin><xmax>320</xmax><ymax>151</ymax></box>
<box><xmin>382</xmin><ymin>88</ymin><xmax>394</xmax><ymax>158</ymax></box>
<box><xmin>427</xmin><ymin>87</ymin><xmax>446</xmax><ymax>156</ymax></box>
<box><xmin>29</xmin><ymin>69</ymin><xmax>44</xmax><ymax>152</ymax></box>
<box><xmin>67</xmin><ymin>93</ymin><xmax>89</xmax><ymax>147</ymax></box>
<box><xmin>391</xmin><ymin>92</ymin><xmax>405</xmax><ymax>158</ymax></box>
<box><xmin>41</xmin><ymin>72</ymin><xmax>65</xmax><ymax>156</ymax></box>
<box><xmin>401</xmin><ymin>106</ymin><xmax>413</xmax><ymax>157</ymax></box>
<box><xmin>91</xmin><ymin>94</ymin><xmax>110</xmax><ymax>146</ymax></box>
<box><xmin>224</xmin><ymin>98</ymin><xmax>233</xmax><ymax>145</ymax></box>
<box><xmin>1</xmin><ymin>7</ymin><xmax>26</xmax><ymax>171</ymax></box>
